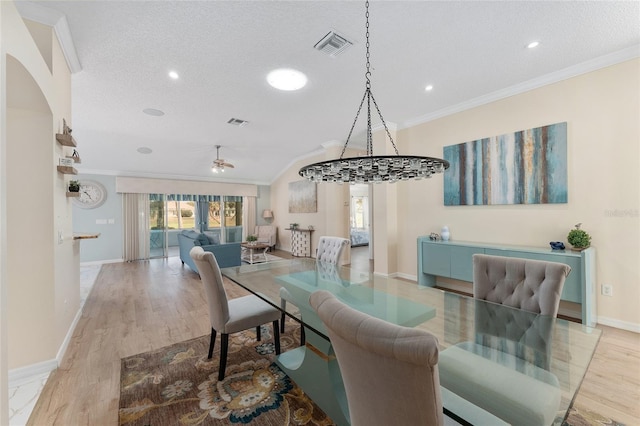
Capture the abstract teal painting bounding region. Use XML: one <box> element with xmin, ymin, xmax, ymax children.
<box><xmin>444</xmin><ymin>122</ymin><xmax>567</xmax><ymax>206</ymax></box>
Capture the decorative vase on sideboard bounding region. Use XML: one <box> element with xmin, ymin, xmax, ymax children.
<box><xmin>441</xmin><ymin>226</ymin><xmax>450</xmax><ymax>241</ymax></box>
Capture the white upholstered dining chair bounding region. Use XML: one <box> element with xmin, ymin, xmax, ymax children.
<box><xmin>472</xmin><ymin>253</ymin><xmax>571</xmax><ymax>317</ymax></box>
<box><xmin>279</xmin><ymin>236</ymin><xmax>350</xmax><ymax>345</ymax></box>
<box><xmin>315</xmin><ymin>236</ymin><xmax>350</xmax><ymax>264</ymax></box>
<box><xmin>190</xmin><ymin>246</ymin><xmax>281</xmax><ymax>380</ymax></box>
<box><xmin>309</xmin><ymin>290</ymin><xmax>444</xmax><ymax>426</ymax></box>
<box><xmin>438</xmin><ymin>254</ymin><xmax>571</xmax><ymax>425</ymax></box>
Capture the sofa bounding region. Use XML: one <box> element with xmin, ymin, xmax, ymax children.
<box><xmin>178</xmin><ymin>230</ymin><xmax>241</xmax><ymax>273</ymax></box>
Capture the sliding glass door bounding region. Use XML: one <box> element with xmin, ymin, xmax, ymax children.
<box><xmin>206</xmin><ymin>196</ymin><xmax>243</xmax><ymax>243</ymax></box>
<box><xmin>149</xmin><ymin>194</ymin><xmax>244</xmax><ymax>258</ymax></box>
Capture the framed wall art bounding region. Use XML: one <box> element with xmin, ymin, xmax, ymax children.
<box><xmin>443</xmin><ymin>122</ymin><xmax>567</xmax><ymax>206</ymax></box>
<box><xmin>289</xmin><ymin>180</ymin><xmax>317</xmax><ymax>213</ymax></box>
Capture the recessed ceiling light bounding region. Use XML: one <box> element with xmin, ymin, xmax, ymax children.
<box><xmin>143</xmin><ymin>108</ymin><xmax>165</xmax><ymax>116</ymax></box>
<box><xmin>168</xmin><ymin>71</ymin><xmax>179</xmax><ymax>79</ymax></box>
<box><xmin>527</xmin><ymin>41</ymin><xmax>540</xmax><ymax>49</ymax></box>
<box><xmin>425</xmin><ymin>85</ymin><xmax>434</xmax><ymax>92</ymax></box>
<box><xmin>267</xmin><ymin>68</ymin><xmax>307</xmax><ymax>91</ymax></box>
<box><xmin>137</xmin><ymin>147</ymin><xmax>153</xmax><ymax>154</ymax></box>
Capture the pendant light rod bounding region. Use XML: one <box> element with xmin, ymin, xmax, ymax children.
<box><xmin>299</xmin><ymin>0</ymin><xmax>449</xmax><ymax>184</ymax></box>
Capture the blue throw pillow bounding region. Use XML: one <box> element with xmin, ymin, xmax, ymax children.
<box><xmin>196</xmin><ymin>233</ymin><xmax>209</xmax><ymax>246</ymax></box>
<box><xmin>205</xmin><ymin>232</ymin><xmax>221</xmax><ymax>245</ymax></box>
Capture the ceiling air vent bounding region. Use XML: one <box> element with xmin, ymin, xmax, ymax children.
<box><xmin>314</xmin><ymin>31</ymin><xmax>353</xmax><ymax>57</ymax></box>
<box><xmin>227</xmin><ymin>118</ymin><xmax>249</xmax><ymax>127</ymax></box>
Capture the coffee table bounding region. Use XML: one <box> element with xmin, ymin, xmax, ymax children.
<box><xmin>240</xmin><ymin>242</ymin><xmax>270</xmax><ymax>264</ymax></box>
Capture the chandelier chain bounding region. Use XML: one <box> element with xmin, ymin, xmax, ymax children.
<box><xmin>298</xmin><ymin>0</ymin><xmax>449</xmax><ymax>184</ymax></box>
<box><xmin>340</xmin><ymin>90</ymin><xmax>368</xmax><ymax>159</ymax></box>
<box><xmin>369</xmin><ymin>91</ymin><xmax>399</xmax><ymax>155</ymax></box>
<box><xmin>365</xmin><ymin>0</ymin><xmax>371</xmax><ymax>88</ymax></box>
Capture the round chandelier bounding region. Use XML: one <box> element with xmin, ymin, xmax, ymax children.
<box><xmin>299</xmin><ymin>1</ymin><xmax>449</xmax><ymax>184</ymax></box>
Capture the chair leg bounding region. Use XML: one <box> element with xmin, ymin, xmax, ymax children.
<box><xmin>300</xmin><ymin>325</ymin><xmax>306</xmax><ymax>346</ymax></box>
<box><xmin>280</xmin><ymin>299</ymin><xmax>287</xmax><ymax>333</ymax></box>
<box><xmin>208</xmin><ymin>328</ymin><xmax>217</xmax><ymax>359</ymax></box>
<box><xmin>218</xmin><ymin>333</ymin><xmax>229</xmax><ymax>381</ymax></box>
<box><xmin>256</xmin><ymin>325</ymin><xmax>261</xmax><ymax>341</ymax></box>
<box><xmin>272</xmin><ymin>320</ymin><xmax>281</xmax><ymax>355</ymax></box>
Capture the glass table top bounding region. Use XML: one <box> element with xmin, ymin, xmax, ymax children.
<box><xmin>222</xmin><ymin>258</ymin><xmax>602</xmax><ymax>425</ymax></box>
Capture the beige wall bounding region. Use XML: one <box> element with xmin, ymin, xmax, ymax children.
<box><xmin>270</xmin><ymin>60</ymin><xmax>639</xmax><ymax>330</ymax></box>
<box><xmin>396</xmin><ymin>59</ymin><xmax>640</xmax><ymax>329</ymax></box>
<box><xmin>271</xmin><ymin>147</ymin><xmax>351</xmax><ymax>260</ymax></box>
<box><xmin>1</xmin><ymin>0</ymin><xmax>78</xmax><ymax>381</ymax></box>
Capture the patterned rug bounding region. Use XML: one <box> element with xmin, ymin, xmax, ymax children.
<box><xmin>119</xmin><ymin>321</ymin><xmax>620</xmax><ymax>426</ymax></box>
<box><xmin>563</xmin><ymin>407</ymin><xmax>625</xmax><ymax>426</ymax></box>
<box><xmin>119</xmin><ymin>322</ymin><xmax>333</xmax><ymax>425</ymax></box>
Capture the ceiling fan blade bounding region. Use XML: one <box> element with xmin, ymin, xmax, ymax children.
<box><xmin>223</xmin><ymin>163</ymin><xmax>235</xmax><ymax>168</ymax></box>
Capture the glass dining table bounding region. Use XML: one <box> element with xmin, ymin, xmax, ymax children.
<box><xmin>222</xmin><ymin>258</ymin><xmax>601</xmax><ymax>426</ymax></box>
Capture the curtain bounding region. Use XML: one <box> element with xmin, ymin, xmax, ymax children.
<box><xmin>196</xmin><ymin>200</ymin><xmax>209</xmax><ymax>232</ymax></box>
<box><xmin>123</xmin><ymin>193</ymin><xmax>150</xmax><ymax>261</ymax></box>
<box><xmin>243</xmin><ymin>196</ymin><xmax>256</xmax><ymax>241</ymax></box>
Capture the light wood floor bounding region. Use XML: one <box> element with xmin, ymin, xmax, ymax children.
<box><xmin>27</xmin><ymin>248</ymin><xmax>639</xmax><ymax>425</ymax></box>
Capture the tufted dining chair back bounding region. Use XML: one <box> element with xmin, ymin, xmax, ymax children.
<box><xmin>309</xmin><ymin>290</ymin><xmax>443</xmax><ymax>426</ymax></box>
<box><xmin>315</xmin><ymin>236</ymin><xmax>350</xmax><ymax>264</ymax></box>
<box><xmin>472</xmin><ymin>254</ymin><xmax>571</xmax><ymax>318</ymax></box>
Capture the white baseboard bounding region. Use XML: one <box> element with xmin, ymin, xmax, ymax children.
<box><xmin>56</xmin><ymin>306</ymin><xmax>83</xmax><ymax>365</ymax></box>
<box><xmin>597</xmin><ymin>316</ymin><xmax>640</xmax><ymax>333</ymax></box>
<box><xmin>80</xmin><ymin>258</ymin><xmax>123</xmax><ymax>266</ymax></box>
<box><xmin>8</xmin><ymin>304</ymin><xmax>85</xmax><ymax>388</ymax></box>
<box><xmin>8</xmin><ymin>359</ymin><xmax>56</xmax><ymax>388</ymax></box>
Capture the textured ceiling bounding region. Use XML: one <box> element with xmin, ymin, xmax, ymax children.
<box><xmin>17</xmin><ymin>1</ymin><xmax>640</xmax><ymax>185</ymax></box>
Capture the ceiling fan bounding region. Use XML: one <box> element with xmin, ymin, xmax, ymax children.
<box><xmin>211</xmin><ymin>145</ymin><xmax>234</xmax><ymax>173</ymax></box>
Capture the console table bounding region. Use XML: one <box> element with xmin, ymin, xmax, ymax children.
<box><xmin>286</xmin><ymin>228</ymin><xmax>314</xmax><ymax>257</ymax></box>
<box><xmin>417</xmin><ymin>238</ymin><xmax>596</xmax><ymax>326</ymax></box>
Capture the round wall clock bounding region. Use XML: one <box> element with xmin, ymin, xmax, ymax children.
<box><xmin>73</xmin><ymin>180</ymin><xmax>107</xmax><ymax>209</ymax></box>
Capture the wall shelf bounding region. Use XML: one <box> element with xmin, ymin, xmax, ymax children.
<box><xmin>57</xmin><ymin>165</ymin><xmax>77</xmax><ymax>175</ymax></box>
<box><xmin>56</xmin><ymin>133</ymin><xmax>77</xmax><ymax>147</ymax></box>
<box><xmin>66</xmin><ymin>192</ymin><xmax>80</xmax><ymax>197</ymax></box>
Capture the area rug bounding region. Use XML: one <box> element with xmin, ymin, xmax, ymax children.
<box><xmin>120</xmin><ymin>322</ymin><xmax>620</xmax><ymax>426</ymax></box>
<box><xmin>563</xmin><ymin>406</ymin><xmax>625</xmax><ymax>426</ymax></box>
<box><xmin>119</xmin><ymin>321</ymin><xmax>333</xmax><ymax>425</ymax></box>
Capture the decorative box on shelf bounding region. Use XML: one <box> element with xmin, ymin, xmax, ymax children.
<box><xmin>59</xmin><ymin>157</ymin><xmax>74</xmax><ymax>167</ymax></box>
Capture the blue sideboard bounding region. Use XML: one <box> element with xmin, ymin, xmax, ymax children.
<box><xmin>417</xmin><ymin>238</ymin><xmax>596</xmax><ymax>326</ymax></box>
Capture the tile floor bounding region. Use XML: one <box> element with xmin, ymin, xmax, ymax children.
<box><xmin>8</xmin><ymin>264</ymin><xmax>102</xmax><ymax>426</ymax></box>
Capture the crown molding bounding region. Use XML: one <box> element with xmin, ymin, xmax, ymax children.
<box><xmin>403</xmin><ymin>44</ymin><xmax>640</xmax><ymax>128</ymax></box>
<box><xmin>15</xmin><ymin>1</ymin><xmax>82</xmax><ymax>73</ymax></box>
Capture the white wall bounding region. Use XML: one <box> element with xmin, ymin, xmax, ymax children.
<box><xmin>1</xmin><ymin>3</ymin><xmax>77</xmax><ymax>422</ymax></box>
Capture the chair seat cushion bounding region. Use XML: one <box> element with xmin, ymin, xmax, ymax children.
<box><xmin>438</xmin><ymin>344</ymin><xmax>561</xmax><ymax>426</ymax></box>
<box><xmin>224</xmin><ymin>295</ymin><xmax>280</xmax><ymax>334</ymax></box>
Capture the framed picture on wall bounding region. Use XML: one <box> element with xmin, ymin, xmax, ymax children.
<box><xmin>443</xmin><ymin>122</ymin><xmax>568</xmax><ymax>206</ymax></box>
<box><xmin>289</xmin><ymin>180</ymin><xmax>317</xmax><ymax>213</ymax></box>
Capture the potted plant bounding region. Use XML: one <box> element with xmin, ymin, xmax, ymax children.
<box><xmin>567</xmin><ymin>223</ymin><xmax>591</xmax><ymax>250</ymax></box>
<box><xmin>246</xmin><ymin>235</ymin><xmax>258</xmax><ymax>245</ymax></box>
<box><xmin>291</xmin><ymin>223</ymin><xmax>299</xmax><ymax>230</ymax></box>
<box><xmin>68</xmin><ymin>180</ymin><xmax>80</xmax><ymax>192</ymax></box>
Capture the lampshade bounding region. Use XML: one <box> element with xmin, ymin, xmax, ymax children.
<box><xmin>262</xmin><ymin>209</ymin><xmax>274</xmax><ymax>219</ymax></box>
